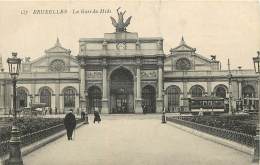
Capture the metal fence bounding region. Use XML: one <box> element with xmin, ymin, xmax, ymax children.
<box><xmin>0</xmin><ymin>119</ymin><xmax>83</xmax><ymax>157</ymax></box>
<box><xmin>166</xmin><ymin>116</ymin><xmax>255</xmax><ymax>147</ymax></box>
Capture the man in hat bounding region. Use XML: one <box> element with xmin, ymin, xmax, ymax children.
<box><xmin>93</xmin><ymin>107</ymin><xmax>101</xmax><ymax>124</ymax></box>
<box><xmin>64</xmin><ymin>109</ymin><xmax>76</xmax><ymax>140</ymax></box>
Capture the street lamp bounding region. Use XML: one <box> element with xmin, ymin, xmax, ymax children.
<box><xmin>29</xmin><ymin>95</ymin><xmax>33</xmax><ymax>117</ymax></box>
<box><xmin>227</xmin><ymin>59</ymin><xmax>233</xmax><ymax>115</ymax></box>
<box><xmin>252</xmin><ymin>51</ymin><xmax>260</xmax><ymax>163</ymax></box>
<box><xmin>162</xmin><ymin>88</ymin><xmax>166</xmax><ymax>124</ymax></box>
<box><xmin>6</xmin><ymin>52</ymin><xmax>23</xmax><ymax>165</ymax></box>
<box><xmin>84</xmin><ymin>90</ymin><xmax>88</xmax><ymax>114</ymax></box>
<box><xmin>83</xmin><ymin>90</ymin><xmax>89</xmax><ymax>124</ymax></box>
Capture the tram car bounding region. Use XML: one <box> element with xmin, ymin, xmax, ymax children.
<box><xmin>187</xmin><ymin>96</ymin><xmax>227</xmax><ymax>115</ymax></box>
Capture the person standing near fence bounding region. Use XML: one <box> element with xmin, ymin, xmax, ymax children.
<box><xmin>64</xmin><ymin>109</ymin><xmax>76</xmax><ymax>140</ymax></box>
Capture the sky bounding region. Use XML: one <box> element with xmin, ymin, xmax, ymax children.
<box><xmin>0</xmin><ymin>0</ymin><xmax>259</xmax><ymax>70</ymax></box>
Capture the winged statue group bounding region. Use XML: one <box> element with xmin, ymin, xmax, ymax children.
<box><xmin>110</xmin><ymin>7</ymin><xmax>132</xmax><ymax>32</ymax></box>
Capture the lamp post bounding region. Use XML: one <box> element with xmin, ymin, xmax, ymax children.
<box><xmin>227</xmin><ymin>59</ymin><xmax>233</xmax><ymax>115</ymax></box>
<box><xmin>84</xmin><ymin>90</ymin><xmax>89</xmax><ymax>124</ymax></box>
<box><xmin>252</xmin><ymin>51</ymin><xmax>260</xmax><ymax>163</ymax></box>
<box><xmin>84</xmin><ymin>90</ymin><xmax>89</xmax><ymax>113</ymax></box>
<box><xmin>29</xmin><ymin>95</ymin><xmax>33</xmax><ymax>117</ymax></box>
<box><xmin>6</xmin><ymin>52</ymin><xmax>23</xmax><ymax>165</ymax></box>
<box><xmin>162</xmin><ymin>88</ymin><xmax>166</xmax><ymax>124</ymax></box>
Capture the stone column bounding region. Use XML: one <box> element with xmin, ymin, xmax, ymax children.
<box><xmin>238</xmin><ymin>81</ymin><xmax>242</xmax><ymax>99</ymax></box>
<box><xmin>158</xmin><ymin>66</ymin><xmax>163</xmax><ymax>99</ymax></box>
<box><xmin>55</xmin><ymin>82</ymin><xmax>60</xmax><ymax>113</ymax></box>
<box><xmin>135</xmin><ymin>66</ymin><xmax>143</xmax><ymax>113</ymax></box>
<box><xmin>0</xmin><ymin>83</ymin><xmax>3</xmax><ymax>114</ymax></box>
<box><xmin>30</xmin><ymin>83</ymin><xmax>36</xmax><ymax>103</ymax></box>
<box><xmin>182</xmin><ymin>81</ymin><xmax>188</xmax><ymax>109</ymax></box>
<box><xmin>136</xmin><ymin>67</ymin><xmax>141</xmax><ymax>99</ymax></box>
<box><xmin>156</xmin><ymin>65</ymin><xmax>163</xmax><ymax>113</ymax></box>
<box><xmin>102</xmin><ymin>65</ymin><xmax>109</xmax><ymax>114</ymax></box>
<box><xmin>207</xmin><ymin>81</ymin><xmax>212</xmax><ymax>96</ymax></box>
<box><xmin>80</xmin><ymin>67</ymin><xmax>86</xmax><ymax>109</ymax></box>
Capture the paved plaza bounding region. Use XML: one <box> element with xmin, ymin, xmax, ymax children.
<box><xmin>23</xmin><ymin>115</ymin><xmax>251</xmax><ymax>165</ymax></box>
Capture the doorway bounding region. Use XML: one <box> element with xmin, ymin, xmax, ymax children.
<box><xmin>110</xmin><ymin>67</ymin><xmax>134</xmax><ymax>113</ymax></box>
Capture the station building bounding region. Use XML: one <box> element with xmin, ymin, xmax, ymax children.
<box><xmin>0</xmin><ymin>15</ymin><xmax>258</xmax><ymax>115</ymax></box>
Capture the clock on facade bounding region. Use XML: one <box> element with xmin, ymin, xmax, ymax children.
<box><xmin>116</xmin><ymin>42</ymin><xmax>126</xmax><ymax>50</ymax></box>
<box><xmin>49</xmin><ymin>59</ymin><xmax>66</xmax><ymax>72</ymax></box>
<box><xmin>176</xmin><ymin>58</ymin><xmax>192</xmax><ymax>70</ymax></box>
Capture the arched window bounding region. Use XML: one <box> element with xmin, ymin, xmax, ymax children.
<box><xmin>40</xmin><ymin>88</ymin><xmax>52</xmax><ymax>107</ymax></box>
<box><xmin>215</xmin><ymin>86</ymin><xmax>227</xmax><ymax>98</ymax></box>
<box><xmin>166</xmin><ymin>86</ymin><xmax>181</xmax><ymax>112</ymax></box>
<box><xmin>17</xmin><ymin>88</ymin><xmax>28</xmax><ymax>109</ymax></box>
<box><xmin>64</xmin><ymin>87</ymin><xmax>76</xmax><ymax>108</ymax></box>
<box><xmin>141</xmin><ymin>85</ymin><xmax>156</xmax><ymax>113</ymax></box>
<box><xmin>190</xmin><ymin>85</ymin><xmax>204</xmax><ymax>97</ymax></box>
<box><xmin>242</xmin><ymin>85</ymin><xmax>255</xmax><ymax>98</ymax></box>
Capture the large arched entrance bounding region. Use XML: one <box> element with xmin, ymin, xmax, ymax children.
<box><xmin>110</xmin><ymin>67</ymin><xmax>134</xmax><ymax>113</ymax></box>
<box><xmin>142</xmin><ymin>85</ymin><xmax>156</xmax><ymax>113</ymax></box>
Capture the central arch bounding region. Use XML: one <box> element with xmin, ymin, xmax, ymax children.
<box><xmin>110</xmin><ymin>67</ymin><xmax>134</xmax><ymax>113</ymax></box>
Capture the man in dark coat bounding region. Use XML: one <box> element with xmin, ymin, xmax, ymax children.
<box><xmin>64</xmin><ymin>110</ymin><xmax>76</xmax><ymax>140</ymax></box>
<box><xmin>81</xmin><ymin>110</ymin><xmax>85</xmax><ymax>120</ymax></box>
<box><xmin>93</xmin><ymin>108</ymin><xmax>101</xmax><ymax>124</ymax></box>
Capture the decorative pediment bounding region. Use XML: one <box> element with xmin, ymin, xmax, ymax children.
<box><xmin>45</xmin><ymin>38</ymin><xmax>71</xmax><ymax>54</ymax></box>
<box><xmin>170</xmin><ymin>36</ymin><xmax>196</xmax><ymax>54</ymax></box>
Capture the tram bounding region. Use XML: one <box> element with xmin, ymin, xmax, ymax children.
<box><xmin>187</xmin><ymin>96</ymin><xmax>227</xmax><ymax>115</ymax></box>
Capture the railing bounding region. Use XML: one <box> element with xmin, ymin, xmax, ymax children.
<box><xmin>0</xmin><ymin>119</ymin><xmax>83</xmax><ymax>157</ymax></box>
<box><xmin>166</xmin><ymin>116</ymin><xmax>255</xmax><ymax>147</ymax></box>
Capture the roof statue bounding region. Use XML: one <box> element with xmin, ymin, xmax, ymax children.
<box><xmin>110</xmin><ymin>7</ymin><xmax>132</xmax><ymax>32</ymax></box>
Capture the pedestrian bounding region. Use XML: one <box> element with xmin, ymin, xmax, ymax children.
<box><xmin>49</xmin><ymin>107</ymin><xmax>52</xmax><ymax>115</ymax></box>
<box><xmin>85</xmin><ymin>111</ymin><xmax>89</xmax><ymax>124</ymax></box>
<box><xmin>93</xmin><ymin>108</ymin><xmax>101</xmax><ymax>124</ymax></box>
<box><xmin>55</xmin><ymin>107</ymin><xmax>57</xmax><ymax>115</ymax></box>
<box><xmin>64</xmin><ymin>109</ymin><xmax>76</xmax><ymax>140</ymax></box>
<box><xmin>81</xmin><ymin>110</ymin><xmax>85</xmax><ymax>120</ymax></box>
<box><xmin>44</xmin><ymin>107</ymin><xmax>47</xmax><ymax>115</ymax></box>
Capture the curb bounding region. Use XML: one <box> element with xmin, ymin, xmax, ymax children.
<box><xmin>0</xmin><ymin>122</ymin><xmax>84</xmax><ymax>164</ymax></box>
<box><xmin>167</xmin><ymin>121</ymin><xmax>254</xmax><ymax>155</ymax></box>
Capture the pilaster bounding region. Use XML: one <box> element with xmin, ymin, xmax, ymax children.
<box><xmin>238</xmin><ymin>80</ymin><xmax>242</xmax><ymax>99</ymax></box>
<box><xmin>207</xmin><ymin>81</ymin><xmax>212</xmax><ymax>96</ymax></box>
<box><xmin>80</xmin><ymin>67</ymin><xmax>86</xmax><ymax>108</ymax></box>
<box><xmin>183</xmin><ymin>80</ymin><xmax>188</xmax><ymax>107</ymax></box>
<box><xmin>135</xmin><ymin>57</ymin><xmax>142</xmax><ymax>113</ymax></box>
<box><xmin>55</xmin><ymin>81</ymin><xmax>60</xmax><ymax>111</ymax></box>
<box><xmin>101</xmin><ymin>58</ymin><xmax>109</xmax><ymax>114</ymax></box>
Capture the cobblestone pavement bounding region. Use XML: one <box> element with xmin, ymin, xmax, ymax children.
<box><xmin>23</xmin><ymin>115</ymin><xmax>251</xmax><ymax>165</ymax></box>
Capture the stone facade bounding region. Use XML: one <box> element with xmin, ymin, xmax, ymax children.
<box><xmin>0</xmin><ymin>17</ymin><xmax>258</xmax><ymax>115</ymax></box>
<box><xmin>77</xmin><ymin>32</ymin><xmax>164</xmax><ymax>113</ymax></box>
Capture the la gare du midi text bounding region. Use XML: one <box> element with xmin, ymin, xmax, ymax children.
<box><xmin>30</xmin><ymin>8</ymin><xmax>112</xmax><ymax>15</ymax></box>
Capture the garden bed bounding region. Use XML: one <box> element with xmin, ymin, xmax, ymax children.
<box><xmin>0</xmin><ymin>117</ymin><xmax>63</xmax><ymax>142</ymax></box>
<box><xmin>177</xmin><ymin>114</ymin><xmax>257</xmax><ymax>136</ymax></box>
<box><xmin>0</xmin><ymin>117</ymin><xmax>83</xmax><ymax>157</ymax></box>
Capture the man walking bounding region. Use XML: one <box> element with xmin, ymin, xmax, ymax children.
<box><xmin>93</xmin><ymin>108</ymin><xmax>101</xmax><ymax>124</ymax></box>
<box><xmin>81</xmin><ymin>110</ymin><xmax>85</xmax><ymax>120</ymax></box>
<box><xmin>64</xmin><ymin>109</ymin><xmax>76</xmax><ymax>140</ymax></box>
